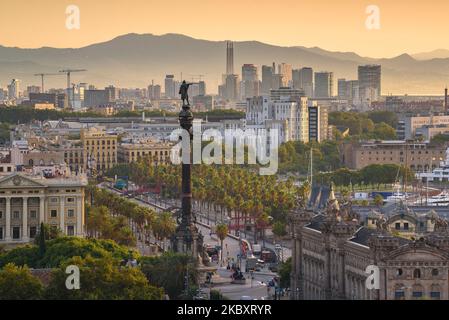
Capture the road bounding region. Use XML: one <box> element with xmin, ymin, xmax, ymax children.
<box><xmin>98</xmin><ymin>183</ymin><xmax>288</xmax><ymax>299</ymax></box>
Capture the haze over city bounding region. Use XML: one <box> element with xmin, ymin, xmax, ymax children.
<box><xmin>2</xmin><ymin>0</ymin><xmax>449</xmax><ymax>306</ymax></box>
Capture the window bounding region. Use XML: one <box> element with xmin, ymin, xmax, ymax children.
<box><xmin>412</xmin><ymin>291</ymin><xmax>423</xmax><ymax>299</ymax></box>
<box><xmin>432</xmin><ymin>268</ymin><xmax>439</xmax><ymax>276</ymax></box>
<box><xmin>50</xmin><ymin>197</ymin><xmax>58</xmax><ymax>203</ymax></box>
<box><xmin>394</xmin><ymin>291</ymin><xmax>405</xmax><ymax>300</ymax></box>
<box><xmin>396</xmin><ymin>268</ymin><xmax>403</xmax><ymax>276</ymax></box>
<box><xmin>30</xmin><ymin>210</ymin><xmax>37</xmax><ymax>219</ymax></box>
<box><xmin>30</xmin><ymin>226</ymin><xmax>37</xmax><ymax>238</ymax></box>
<box><xmin>413</xmin><ymin>269</ymin><xmax>421</xmax><ymax>279</ymax></box>
<box><xmin>51</xmin><ymin>210</ymin><xmax>57</xmax><ymax>218</ymax></box>
<box><xmin>403</xmin><ymin>223</ymin><xmax>409</xmax><ymax>230</ymax></box>
<box><xmin>430</xmin><ymin>292</ymin><xmax>441</xmax><ymax>300</ymax></box>
<box><xmin>67</xmin><ymin>225</ymin><xmax>75</xmax><ymax>236</ymax></box>
<box><xmin>67</xmin><ymin>197</ymin><xmax>75</xmax><ymax>203</ymax></box>
<box><xmin>395</xmin><ymin>223</ymin><xmax>401</xmax><ymax>230</ymax></box>
<box><xmin>68</xmin><ymin>209</ymin><xmax>75</xmax><ymax>218</ymax></box>
<box><xmin>0</xmin><ymin>211</ymin><xmax>2</xmax><ymax>219</ymax></box>
<box><xmin>12</xmin><ymin>227</ymin><xmax>20</xmax><ymax>239</ymax></box>
<box><xmin>0</xmin><ymin>227</ymin><xmax>3</xmax><ymax>240</ymax></box>
<box><xmin>13</xmin><ymin>211</ymin><xmax>20</xmax><ymax>219</ymax></box>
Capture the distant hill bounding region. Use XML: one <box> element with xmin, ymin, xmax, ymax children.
<box><xmin>0</xmin><ymin>33</ymin><xmax>448</xmax><ymax>95</ymax></box>
<box><xmin>412</xmin><ymin>49</ymin><xmax>449</xmax><ymax>60</ymax></box>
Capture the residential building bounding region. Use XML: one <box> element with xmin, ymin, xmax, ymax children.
<box><xmin>80</xmin><ymin>127</ymin><xmax>118</xmax><ymax>174</ymax></box>
<box><xmin>118</xmin><ymin>140</ymin><xmax>173</xmax><ymax>165</ymax></box>
<box><xmin>308</xmin><ymin>104</ymin><xmax>329</xmax><ymax>142</ymax></box>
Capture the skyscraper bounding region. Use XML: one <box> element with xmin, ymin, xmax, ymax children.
<box><xmin>7</xmin><ymin>79</ymin><xmax>20</xmax><ymax>99</ymax></box>
<box><xmin>198</xmin><ymin>81</ymin><xmax>206</xmax><ymax>96</ymax></box>
<box><xmin>278</xmin><ymin>63</ymin><xmax>292</xmax><ymax>87</ymax></box>
<box><xmin>338</xmin><ymin>78</ymin><xmax>348</xmax><ymax>99</ymax></box>
<box><xmin>226</xmin><ymin>41</ymin><xmax>234</xmax><ymax>75</ymax></box>
<box><xmin>164</xmin><ymin>75</ymin><xmax>176</xmax><ymax>98</ymax></box>
<box><xmin>314</xmin><ymin>72</ymin><xmax>334</xmax><ymax>98</ymax></box>
<box><xmin>300</xmin><ymin>68</ymin><xmax>314</xmax><ymax>98</ymax></box>
<box><xmin>241</xmin><ymin>64</ymin><xmax>259</xmax><ymax>99</ymax></box>
<box><xmin>358</xmin><ymin>64</ymin><xmax>381</xmax><ymax>103</ymax></box>
<box><xmin>261</xmin><ymin>65</ymin><xmax>274</xmax><ymax>95</ymax></box>
<box><xmin>225</xmin><ymin>74</ymin><xmax>239</xmax><ymax>101</ymax></box>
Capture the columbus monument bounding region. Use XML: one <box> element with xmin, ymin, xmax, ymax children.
<box><xmin>171</xmin><ymin>80</ymin><xmax>204</xmax><ymax>260</ymax></box>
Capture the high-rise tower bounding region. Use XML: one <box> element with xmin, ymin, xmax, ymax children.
<box><xmin>226</xmin><ymin>41</ymin><xmax>234</xmax><ymax>75</ymax></box>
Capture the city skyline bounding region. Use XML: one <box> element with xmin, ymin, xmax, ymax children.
<box><xmin>1</xmin><ymin>0</ymin><xmax>449</xmax><ymax>58</ymax></box>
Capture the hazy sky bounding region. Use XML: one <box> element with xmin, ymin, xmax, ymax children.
<box><xmin>0</xmin><ymin>0</ymin><xmax>448</xmax><ymax>58</ymax></box>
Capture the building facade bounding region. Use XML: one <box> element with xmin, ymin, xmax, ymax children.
<box><xmin>340</xmin><ymin>140</ymin><xmax>447</xmax><ymax>172</ymax></box>
<box><xmin>80</xmin><ymin>127</ymin><xmax>118</xmax><ymax>174</ymax></box>
<box><xmin>290</xmin><ymin>187</ymin><xmax>449</xmax><ymax>300</ymax></box>
<box><xmin>0</xmin><ymin>173</ymin><xmax>87</xmax><ymax>244</ymax></box>
<box><xmin>117</xmin><ymin>140</ymin><xmax>172</xmax><ymax>165</ymax></box>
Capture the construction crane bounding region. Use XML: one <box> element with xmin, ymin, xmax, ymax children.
<box><xmin>59</xmin><ymin>69</ymin><xmax>87</xmax><ymax>108</ymax></box>
<box><xmin>188</xmin><ymin>74</ymin><xmax>205</xmax><ymax>82</ymax></box>
<box><xmin>33</xmin><ymin>73</ymin><xmax>61</xmax><ymax>93</ymax></box>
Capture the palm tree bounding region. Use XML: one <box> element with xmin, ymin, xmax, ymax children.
<box><xmin>215</xmin><ymin>223</ymin><xmax>228</xmax><ymax>266</ymax></box>
<box><xmin>154</xmin><ymin>212</ymin><xmax>176</xmax><ymax>251</ymax></box>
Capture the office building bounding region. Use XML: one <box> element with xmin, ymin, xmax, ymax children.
<box><xmin>84</xmin><ymin>89</ymin><xmax>112</xmax><ymax>108</ymax></box>
<box><xmin>241</xmin><ymin>64</ymin><xmax>259</xmax><ymax>99</ymax></box>
<box><xmin>299</xmin><ymin>67</ymin><xmax>314</xmax><ymax>98</ymax></box>
<box><xmin>314</xmin><ymin>72</ymin><xmax>334</xmax><ymax>98</ymax></box>
<box><xmin>261</xmin><ymin>65</ymin><xmax>274</xmax><ymax>95</ymax></box>
<box><xmin>278</xmin><ymin>63</ymin><xmax>292</xmax><ymax>86</ymax></box>
<box><xmin>148</xmin><ymin>84</ymin><xmax>162</xmax><ymax>100</ymax></box>
<box><xmin>226</xmin><ymin>41</ymin><xmax>234</xmax><ymax>75</ymax></box>
<box><xmin>7</xmin><ymin>79</ymin><xmax>20</xmax><ymax>99</ymax></box>
<box><xmin>164</xmin><ymin>75</ymin><xmax>177</xmax><ymax>98</ymax></box>
<box><xmin>358</xmin><ymin>64</ymin><xmax>381</xmax><ymax>104</ymax></box>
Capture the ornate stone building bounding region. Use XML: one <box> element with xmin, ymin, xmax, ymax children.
<box><xmin>0</xmin><ymin>172</ymin><xmax>87</xmax><ymax>244</ymax></box>
<box><xmin>290</xmin><ymin>185</ymin><xmax>449</xmax><ymax>300</ymax></box>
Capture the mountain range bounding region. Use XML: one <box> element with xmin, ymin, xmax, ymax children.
<box><xmin>1</xmin><ymin>33</ymin><xmax>449</xmax><ymax>95</ymax></box>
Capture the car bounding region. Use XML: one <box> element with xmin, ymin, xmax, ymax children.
<box><xmin>240</xmin><ymin>296</ymin><xmax>255</xmax><ymax>300</ymax></box>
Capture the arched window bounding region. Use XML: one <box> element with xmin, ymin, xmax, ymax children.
<box><xmin>430</xmin><ymin>284</ymin><xmax>441</xmax><ymax>300</ymax></box>
<box><xmin>28</xmin><ymin>159</ymin><xmax>34</xmax><ymax>166</ymax></box>
<box><xmin>394</xmin><ymin>284</ymin><xmax>405</xmax><ymax>300</ymax></box>
<box><xmin>413</xmin><ymin>268</ymin><xmax>421</xmax><ymax>279</ymax></box>
<box><xmin>39</xmin><ymin>159</ymin><xmax>44</xmax><ymax>166</ymax></box>
<box><xmin>396</xmin><ymin>268</ymin><xmax>403</xmax><ymax>276</ymax></box>
<box><xmin>412</xmin><ymin>284</ymin><xmax>423</xmax><ymax>299</ymax></box>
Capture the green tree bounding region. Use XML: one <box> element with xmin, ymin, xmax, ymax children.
<box><xmin>279</xmin><ymin>257</ymin><xmax>292</xmax><ymax>289</ymax></box>
<box><xmin>44</xmin><ymin>255</ymin><xmax>163</xmax><ymax>300</ymax></box>
<box><xmin>215</xmin><ymin>223</ymin><xmax>228</xmax><ymax>266</ymax></box>
<box><xmin>139</xmin><ymin>252</ymin><xmax>198</xmax><ymax>300</ymax></box>
<box><xmin>0</xmin><ymin>263</ymin><xmax>44</xmax><ymax>300</ymax></box>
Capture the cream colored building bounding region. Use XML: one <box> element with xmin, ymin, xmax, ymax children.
<box><xmin>117</xmin><ymin>140</ymin><xmax>172</xmax><ymax>165</ymax></box>
<box><xmin>81</xmin><ymin>127</ymin><xmax>117</xmax><ymax>173</ymax></box>
<box><xmin>0</xmin><ymin>173</ymin><xmax>87</xmax><ymax>244</ymax></box>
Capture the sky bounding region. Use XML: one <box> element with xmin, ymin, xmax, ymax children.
<box><xmin>0</xmin><ymin>0</ymin><xmax>448</xmax><ymax>58</ymax></box>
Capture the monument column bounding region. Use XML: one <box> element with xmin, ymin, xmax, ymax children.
<box><xmin>5</xmin><ymin>197</ymin><xmax>11</xmax><ymax>241</ymax></box>
<box><xmin>22</xmin><ymin>197</ymin><xmax>29</xmax><ymax>241</ymax></box>
<box><xmin>171</xmin><ymin>81</ymin><xmax>203</xmax><ymax>260</ymax></box>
